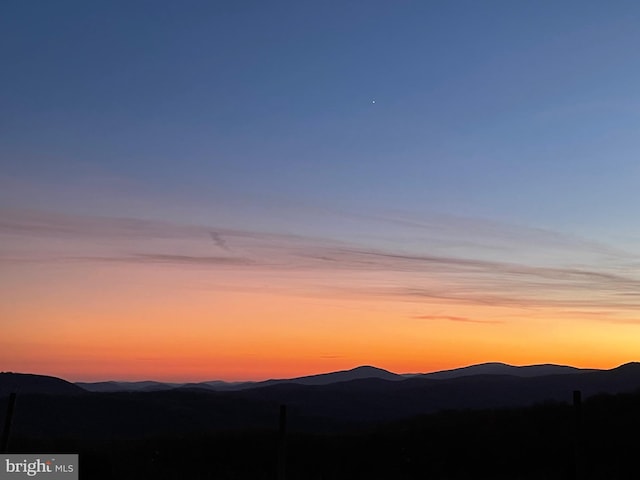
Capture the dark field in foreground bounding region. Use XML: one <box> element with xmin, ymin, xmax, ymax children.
<box><xmin>3</xmin><ymin>390</ymin><xmax>640</xmax><ymax>480</ymax></box>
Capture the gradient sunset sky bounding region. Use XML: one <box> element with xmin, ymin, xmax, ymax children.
<box><xmin>2</xmin><ymin>1</ymin><xmax>640</xmax><ymax>382</ymax></box>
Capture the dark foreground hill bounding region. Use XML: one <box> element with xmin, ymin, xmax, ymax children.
<box><xmin>3</xmin><ymin>364</ymin><xmax>640</xmax><ymax>479</ymax></box>
<box><xmin>0</xmin><ymin>372</ymin><xmax>85</xmax><ymax>396</ymax></box>
<box><xmin>4</xmin><ymin>388</ymin><xmax>640</xmax><ymax>479</ymax></box>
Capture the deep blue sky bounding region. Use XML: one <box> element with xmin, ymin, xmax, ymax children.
<box><xmin>4</xmin><ymin>1</ymin><xmax>640</xmax><ymax>236</ymax></box>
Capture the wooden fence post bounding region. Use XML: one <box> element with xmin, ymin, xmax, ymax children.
<box><xmin>277</xmin><ymin>404</ymin><xmax>287</xmax><ymax>480</ymax></box>
<box><xmin>1</xmin><ymin>393</ymin><xmax>17</xmax><ymax>453</ymax></box>
<box><xmin>572</xmin><ymin>390</ymin><xmax>583</xmax><ymax>480</ymax></box>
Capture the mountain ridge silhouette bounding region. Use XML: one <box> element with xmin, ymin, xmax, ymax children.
<box><xmin>2</xmin><ymin>363</ymin><xmax>640</xmax><ymax>436</ymax></box>
<box><xmin>74</xmin><ymin>361</ymin><xmax>605</xmax><ymax>392</ymax></box>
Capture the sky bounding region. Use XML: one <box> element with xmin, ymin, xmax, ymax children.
<box><xmin>2</xmin><ymin>1</ymin><xmax>640</xmax><ymax>382</ymax></box>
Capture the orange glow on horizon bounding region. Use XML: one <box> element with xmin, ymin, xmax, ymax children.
<box><xmin>2</xmin><ymin>232</ymin><xmax>639</xmax><ymax>383</ymax></box>
<box><xmin>3</xmin><ymin>281</ymin><xmax>637</xmax><ymax>382</ymax></box>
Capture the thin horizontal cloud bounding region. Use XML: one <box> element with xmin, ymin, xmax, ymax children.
<box><xmin>133</xmin><ymin>254</ymin><xmax>251</xmax><ymax>265</ymax></box>
<box><xmin>0</xmin><ymin>207</ymin><xmax>334</xmax><ymax>266</ymax></box>
<box><xmin>0</xmin><ymin>207</ymin><xmax>316</xmax><ymax>252</ymax></box>
<box><xmin>344</xmin><ymin>210</ymin><xmax>636</xmax><ymax>263</ymax></box>
<box><xmin>413</xmin><ymin>315</ymin><xmax>502</xmax><ymax>324</ymax></box>
<box><xmin>0</xmin><ymin>207</ymin><xmax>200</xmax><ymax>239</ymax></box>
<box><xmin>3</xmin><ymin>207</ymin><xmax>640</xmax><ymax>316</ymax></box>
<box><xmin>302</xmin><ymin>247</ymin><xmax>637</xmax><ymax>281</ymax></box>
<box><xmin>400</xmin><ymin>287</ymin><xmax>640</xmax><ymax>310</ymax></box>
<box><xmin>74</xmin><ymin>254</ymin><xmax>255</xmax><ymax>266</ymax></box>
<box><xmin>292</xmin><ymin>247</ymin><xmax>640</xmax><ymax>307</ymax></box>
<box><xmin>599</xmin><ymin>318</ymin><xmax>640</xmax><ymax>325</ymax></box>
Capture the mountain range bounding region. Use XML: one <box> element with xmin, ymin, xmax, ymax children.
<box><xmin>74</xmin><ymin>362</ymin><xmax>596</xmax><ymax>393</ymax></box>
<box><xmin>2</xmin><ymin>362</ymin><xmax>640</xmax><ymax>436</ymax></box>
<box><xmin>3</xmin><ymin>362</ymin><xmax>640</xmax><ymax>479</ymax></box>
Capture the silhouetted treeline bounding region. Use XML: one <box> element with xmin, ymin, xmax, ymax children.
<box><xmin>3</xmin><ymin>389</ymin><xmax>640</xmax><ymax>479</ymax></box>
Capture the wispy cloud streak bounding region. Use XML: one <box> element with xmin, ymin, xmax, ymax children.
<box><xmin>413</xmin><ymin>315</ymin><xmax>502</xmax><ymax>324</ymax></box>
<box><xmin>3</xmin><ymin>207</ymin><xmax>640</xmax><ymax>316</ymax></box>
